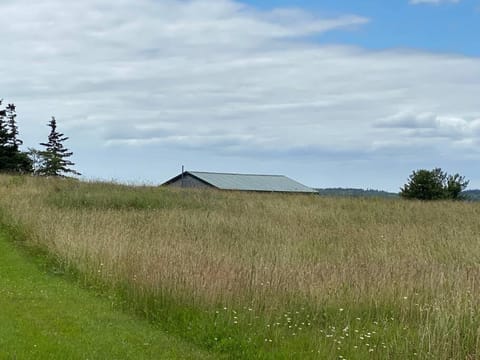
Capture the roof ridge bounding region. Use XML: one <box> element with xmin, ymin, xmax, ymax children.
<box><xmin>189</xmin><ymin>171</ymin><xmax>286</xmax><ymax>177</ymax></box>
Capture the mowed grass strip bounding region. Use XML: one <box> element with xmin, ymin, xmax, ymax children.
<box><xmin>0</xmin><ymin>230</ymin><xmax>219</xmax><ymax>360</ymax></box>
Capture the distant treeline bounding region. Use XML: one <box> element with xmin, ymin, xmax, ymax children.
<box><xmin>462</xmin><ymin>190</ymin><xmax>480</xmax><ymax>201</ymax></box>
<box><xmin>316</xmin><ymin>188</ymin><xmax>480</xmax><ymax>201</ymax></box>
<box><xmin>316</xmin><ymin>188</ymin><xmax>399</xmax><ymax>198</ymax></box>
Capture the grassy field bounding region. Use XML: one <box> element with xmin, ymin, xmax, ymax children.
<box><xmin>0</xmin><ymin>229</ymin><xmax>218</xmax><ymax>359</ymax></box>
<box><xmin>1</xmin><ymin>175</ymin><xmax>480</xmax><ymax>359</ymax></box>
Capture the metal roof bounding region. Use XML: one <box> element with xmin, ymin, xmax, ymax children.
<box><xmin>186</xmin><ymin>171</ymin><xmax>317</xmax><ymax>193</ymax></box>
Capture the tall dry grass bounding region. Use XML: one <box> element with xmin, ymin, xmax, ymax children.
<box><xmin>1</xmin><ymin>175</ymin><xmax>480</xmax><ymax>358</ymax></box>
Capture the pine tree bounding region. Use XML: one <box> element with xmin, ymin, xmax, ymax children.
<box><xmin>0</xmin><ymin>99</ymin><xmax>8</xmax><ymax>147</ymax></box>
<box><xmin>0</xmin><ymin>100</ymin><xmax>31</xmax><ymax>173</ymax></box>
<box><xmin>39</xmin><ymin>117</ymin><xmax>80</xmax><ymax>177</ymax></box>
<box><xmin>6</xmin><ymin>103</ymin><xmax>22</xmax><ymax>149</ymax></box>
<box><xmin>0</xmin><ymin>100</ymin><xmax>11</xmax><ymax>170</ymax></box>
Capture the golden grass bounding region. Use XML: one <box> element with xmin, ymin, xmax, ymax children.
<box><xmin>2</xmin><ymin>175</ymin><xmax>480</xmax><ymax>358</ymax></box>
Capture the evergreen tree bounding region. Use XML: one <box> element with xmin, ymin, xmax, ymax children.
<box><xmin>6</xmin><ymin>103</ymin><xmax>22</xmax><ymax>148</ymax></box>
<box><xmin>0</xmin><ymin>100</ymin><xmax>31</xmax><ymax>173</ymax></box>
<box><xmin>0</xmin><ymin>99</ymin><xmax>9</xmax><ymax>147</ymax></box>
<box><xmin>39</xmin><ymin>117</ymin><xmax>80</xmax><ymax>177</ymax></box>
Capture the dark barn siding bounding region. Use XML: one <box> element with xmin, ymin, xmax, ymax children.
<box><xmin>167</xmin><ymin>174</ymin><xmax>213</xmax><ymax>189</ymax></box>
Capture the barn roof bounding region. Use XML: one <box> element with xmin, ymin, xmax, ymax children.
<box><xmin>164</xmin><ymin>171</ymin><xmax>317</xmax><ymax>193</ymax></box>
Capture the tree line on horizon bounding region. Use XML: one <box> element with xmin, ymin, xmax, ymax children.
<box><xmin>317</xmin><ymin>168</ymin><xmax>469</xmax><ymax>201</ymax></box>
<box><xmin>0</xmin><ymin>99</ymin><xmax>80</xmax><ymax>177</ymax></box>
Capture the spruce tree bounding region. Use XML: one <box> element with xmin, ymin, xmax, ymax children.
<box><xmin>0</xmin><ymin>100</ymin><xmax>31</xmax><ymax>173</ymax></box>
<box><xmin>39</xmin><ymin>117</ymin><xmax>80</xmax><ymax>177</ymax></box>
<box><xmin>0</xmin><ymin>100</ymin><xmax>9</xmax><ymax>147</ymax></box>
<box><xmin>6</xmin><ymin>103</ymin><xmax>22</xmax><ymax>148</ymax></box>
<box><xmin>0</xmin><ymin>100</ymin><xmax>10</xmax><ymax>170</ymax></box>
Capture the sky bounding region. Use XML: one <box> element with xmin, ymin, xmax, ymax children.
<box><xmin>1</xmin><ymin>0</ymin><xmax>479</xmax><ymax>191</ymax></box>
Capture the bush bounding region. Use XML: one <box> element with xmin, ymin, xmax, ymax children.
<box><xmin>400</xmin><ymin>168</ymin><xmax>469</xmax><ymax>200</ymax></box>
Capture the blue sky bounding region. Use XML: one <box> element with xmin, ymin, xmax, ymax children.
<box><xmin>1</xmin><ymin>0</ymin><xmax>479</xmax><ymax>191</ymax></box>
<box><xmin>245</xmin><ymin>0</ymin><xmax>480</xmax><ymax>55</ymax></box>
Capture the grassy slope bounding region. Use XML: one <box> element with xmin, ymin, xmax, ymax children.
<box><xmin>0</xmin><ymin>230</ymin><xmax>219</xmax><ymax>360</ymax></box>
<box><xmin>2</xmin><ymin>176</ymin><xmax>480</xmax><ymax>359</ymax></box>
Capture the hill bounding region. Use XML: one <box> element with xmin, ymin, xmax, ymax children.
<box><xmin>316</xmin><ymin>188</ymin><xmax>480</xmax><ymax>201</ymax></box>
<box><xmin>1</xmin><ymin>175</ymin><xmax>480</xmax><ymax>359</ymax></box>
<box><xmin>462</xmin><ymin>189</ymin><xmax>480</xmax><ymax>201</ymax></box>
<box><xmin>316</xmin><ymin>187</ymin><xmax>399</xmax><ymax>198</ymax></box>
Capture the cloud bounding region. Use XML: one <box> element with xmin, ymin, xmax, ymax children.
<box><xmin>374</xmin><ymin>112</ymin><xmax>480</xmax><ymax>139</ymax></box>
<box><xmin>0</xmin><ymin>0</ymin><xmax>479</xmax><ymax>188</ymax></box>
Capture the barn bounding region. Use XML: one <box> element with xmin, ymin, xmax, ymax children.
<box><xmin>162</xmin><ymin>171</ymin><xmax>317</xmax><ymax>194</ymax></box>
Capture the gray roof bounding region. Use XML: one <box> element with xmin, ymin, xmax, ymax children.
<box><xmin>187</xmin><ymin>171</ymin><xmax>316</xmax><ymax>193</ymax></box>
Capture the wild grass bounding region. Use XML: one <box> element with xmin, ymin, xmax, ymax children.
<box><xmin>0</xmin><ymin>229</ymin><xmax>217</xmax><ymax>360</ymax></box>
<box><xmin>1</xmin><ymin>175</ymin><xmax>480</xmax><ymax>358</ymax></box>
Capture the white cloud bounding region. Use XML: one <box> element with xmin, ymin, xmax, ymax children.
<box><xmin>0</xmin><ymin>0</ymin><xmax>479</xmax><ymax>189</ymax></box>
<box><xmin>375</xmin><ymin>111</ymin><xmax>480</xmax><ymax>140</ymax></box>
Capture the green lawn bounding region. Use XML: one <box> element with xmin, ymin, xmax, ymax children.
<box><xmin>0</xmin><ymin>230</ymin><xmax>219</xmax><ymax>360</ymax></box>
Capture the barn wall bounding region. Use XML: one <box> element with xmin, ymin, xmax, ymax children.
<box><xmin>167</xmin><ymin>174</ymin><xmax>213</xmax><ymax>189</ymax></box>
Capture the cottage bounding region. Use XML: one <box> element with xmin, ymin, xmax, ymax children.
<box><xmin>162</xmin><ymin>171</ymin><xmax>317</xmax><ymax>194</ymax></box>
